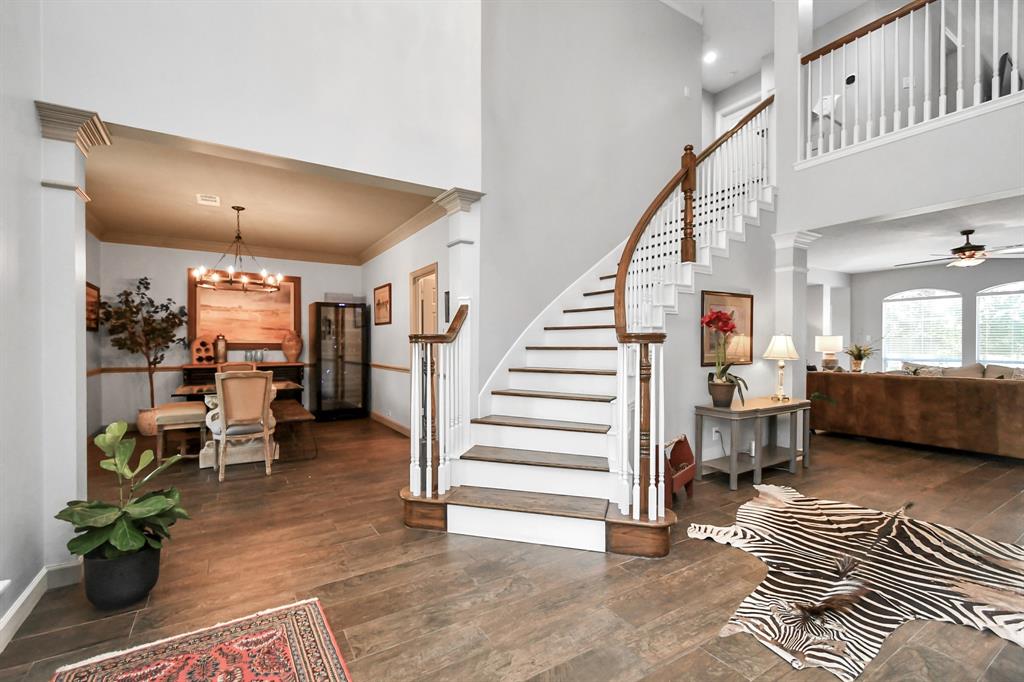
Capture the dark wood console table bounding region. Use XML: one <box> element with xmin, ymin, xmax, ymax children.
<box><xmin>179</xmin><ymin>362</ymin><xmax>304</xmax><ymax>403</ymax></box>
<box><xmin>695</xmin><ymin>397</ymin><xmax>811</xmax><ymax>490</ymax></box>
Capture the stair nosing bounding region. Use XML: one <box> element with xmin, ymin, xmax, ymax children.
<box><xmin>543</xmin><ymin>324</ymin><xmax>615</xmax><ymax>331</ymax></box>
<box><xmin>524</xmin><ymin>345</ymin><xmax>617</xmax><ymax>351</ymax></box>
<box><xmin>447</xmin><ymin>485</ymin><xmax>609</xmax><ymax>521</ymax></box>
<box><xmin>508</xmin><ymin>366</ymin><xmax>615</xmax><ymax>376</ymax></box>
<box><xmin>471</xmin><ymin>414</ymin><xmax>611</xmax><ymax>434</ymax></box>
<box><xmin>460</xmin><ymin>445</ymin><xmax>610</xmax><ymax>472</ymax></box>
<box><xmin>491</xmin><ymin>388</ymin><xmax>615</xmax><ymax>403</ymax></box>
<box><xmin>563</xmin><ymin>306</ymin><xmax>614</xmax><ymax>314</ymax></box>
<box><xmin>582</xmin><ymin>288</ymin><xmax>614</xmax><ymax>297</ymax></box>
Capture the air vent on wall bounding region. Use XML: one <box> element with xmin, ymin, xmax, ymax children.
<box><xmin>196</xmin><ymin>193</ymin><xmax>221</xmax><ymax>207</ymax></box>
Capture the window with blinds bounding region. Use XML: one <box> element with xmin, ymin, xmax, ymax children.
<box><xmin>882</xmin><ymin>289</ymin><xmax>962</xmax><ymax>371</ymax></box>
<box><xmin>977</xmin><ymin>281</ymin><xmax>1024</xmax><ymax>368</ymax></box>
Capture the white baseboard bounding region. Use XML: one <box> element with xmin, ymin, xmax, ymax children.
<box><xmin>370</xmin><ymin>411</ymin><xmax>410</xmax><ymax>437</ymax></box>
<box><xmin>0</xmin><ymin>559</ymin><xmax>81</xmax><ymax>654</ymax></box>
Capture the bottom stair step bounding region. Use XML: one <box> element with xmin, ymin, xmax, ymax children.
<box><xmin>448</xmin><ymin>485</ymin><xmax>608</xmax><ymax>520</ymax></box>
<box><xmin>461</xmin><ymin>445</ymin><xmax>609</xmax><ymax>472</ymax></box>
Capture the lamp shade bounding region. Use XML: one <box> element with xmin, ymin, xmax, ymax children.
<box><xmin>727</xmin><ymin>333</ymin><xmax>751</xmax><ymax>358</ymax></box>
<box><xmin>814</xmin><ymin>335</ymin><xmax>843</xmax><ymax>353</ymax></box>
<box><xmin>763</xmin><ymin>334</ymin><xmax>799</xmax><ymax>361</ymax></box>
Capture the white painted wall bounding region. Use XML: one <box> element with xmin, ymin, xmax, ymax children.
<box><xmin>39</xmin><ymin>0</ymin><xmax>482</xmax><ymax>191</ymax></box>
<box><xmin>479</xmin><ymin>0</ymin><xmax>702</xmax><ymax>378</ymax></box>
<box><xmin>0</xmin><ymin>0</ymin><xmax>45</xmax><ymax>630</ymax></box>
<box><xmin>86</xmin><ymin>233</ymin><xmax>102</xmax><ymax>434</ymax></box>
<box><xmin>360</xmin><ymin>216</ymin><xmax>449</xmax><ymax>429</ymax></box>
<box><xmin>850</xmin><ymin>260</ymin><xmax>1023</xmax><ymax>371</ymax></box>
<box><xmin>95</xmin><ymin>243</ymin><xmax>361</xmax><ymax>424</ymax></box>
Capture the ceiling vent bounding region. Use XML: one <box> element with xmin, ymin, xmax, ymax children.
<box><xmin>196</xmin><ymin>193</ymin><xmax>221</xmax><ymax>207</ymax></box>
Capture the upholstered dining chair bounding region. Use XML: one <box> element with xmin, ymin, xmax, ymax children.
<box><xmin>217</xmin><ymin>361</ymin><xmax>257</xmax><ymax>373</ymax></box>
<box><xmin>204</xmin><ymin>370</ymin><xmax>276</xmax><ymax>482</ymax></box>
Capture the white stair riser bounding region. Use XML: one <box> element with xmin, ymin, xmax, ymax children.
<box><xmin>507</xmin><ymin>371</ymin><xmax>617</xmax><ymax>394</ymax></box>
<box><xmin>525</xmin><ymin>349</ymin><xmax>617</xmax><ymax>370</ymax></box>
<box><xmin>447</xmin><ymin>505</ymin><xmax>605</xmax><ymax>552</ymax></box>
<box><xmin>472</xmin><ymin>423</ymin><xmax>613</xmax><ymax>457</ymax></box>
<box><xmin>543</xmin><ymin>328</ymin><xmax>617</xmax><ymax>346</ymax></box>
<box><xmin>490</xmin><ymin>394</ymin><xmax>614</xmax><ymax>423</ymax></box>
<box><xmin>452</xmin><ymin>459</ymin><xmax>616</xmax><ymax>498</ymax></box>
<box><xmin>558</xmin><ymin>310</ymin><xmax>614</xmax><ymax>325</ymax></box>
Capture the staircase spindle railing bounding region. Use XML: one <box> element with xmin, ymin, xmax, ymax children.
<box><xmin>613</xmin><ymin>96</ymin><xmax>774</xmax><ymax>521</ymax></box>
<box><xmin>409</xmin><ymin>304</ymin><xmax>469</xmax><ymax>498</ymax></box>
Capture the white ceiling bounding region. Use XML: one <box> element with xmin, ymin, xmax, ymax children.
<box><xmin>808</xmin><ymin>196</ymin><xmax>1024</xmax><ymax>273</ymax></box>
<box><xmin>662</xmin><ymin>0</ymin><xmax>868</xmax><ymax>93</ymax></box>
<box><xmin>86</xmin><ymin>125</ymin><xmax>445</xmax><ymax>265</ymax></box>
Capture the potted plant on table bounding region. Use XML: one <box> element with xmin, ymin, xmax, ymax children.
<box><xmin>701</xmin><ymin>310</ymin><xmax>748</xmax><ymax>407</ymax></box>
<box><xmin>56</xmin><ymin>421</ymin><xmax>189</xmax><ymax>609</ymax></box>
<box><xmin>844</xmin><ymin>343</ymin><xmax>877</xmax><ymax>372</ymax></box>
<box><xmin>100</xmin><ymin>277</ymin><xmax>187</xmax><ymax>436</ymax></box>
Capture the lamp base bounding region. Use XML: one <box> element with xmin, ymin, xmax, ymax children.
<box><xmin>770</xmin><ymin>393</ymin><xmax>791</xmax><ymax>402</ymax></box>
<box><xmin>821</xmin><ymin>354</ymin><xmax>838</xmax><ymax>371</ymax></box>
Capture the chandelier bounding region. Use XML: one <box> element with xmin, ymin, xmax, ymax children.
<box><xmin>192</xmin><ymin>206</ymin><xmax>283</xmax><ymax>292</ymax></box>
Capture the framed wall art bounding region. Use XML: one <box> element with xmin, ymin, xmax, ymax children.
<box><xmin>373</xmin><ymin>283</ymin><xmax>392</xmax><ymax>326</ymax></box>
<box><xmin>700</xmin><ymin>290</ymin><xmax>753</xmax><ymax>366</ymax></box>
<box><xmin>188</xmin><ymin>270</ymin><xmax>302</xmax><ymax>349</ymax></box>
<box><xmin>85</xmin><ymin>282</ymin><xmax>100</xmax><ymax>332</ymax></box>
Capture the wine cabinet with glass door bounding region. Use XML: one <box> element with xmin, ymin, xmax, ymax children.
<box><xmin>309</xmin><ymin>302</ymin><xmax>370</xmax><ymax>420</ymax></box>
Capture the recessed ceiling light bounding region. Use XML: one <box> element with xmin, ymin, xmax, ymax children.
<box><xmin>703</xmin><ymin>51</ymin><xmax>718</xmax><ymax>64</ymax></box>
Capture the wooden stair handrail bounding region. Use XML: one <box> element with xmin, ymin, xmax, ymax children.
<box><xmin>801</xmin><ymin>0</ymin><xmax>932</xmax><ymax>65</ymax></box>
<box><xmin>614</xmin><ymin>95</ymin><xmax>774</xmax><ymax>342</ymax></box>
<box><xmin>409</xmin><ymin>304</ymin><xmax>468</xmax><ymax>344</ymax></box>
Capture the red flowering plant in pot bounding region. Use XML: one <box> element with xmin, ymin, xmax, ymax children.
<box><xmin>701</xmin><ymin>309</ymin><xmax>748</xmax><ymax>407</ymax></box>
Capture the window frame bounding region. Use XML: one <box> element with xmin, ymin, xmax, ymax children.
<box><xmin>976</xmin><ymin>281</ymin><xmax>1024</xmax><ymax>368</ymax></box>
<box><xmin>881</xmin><ymin>288</ymin><xmax>963</xmax><ymax>371</ymax></box>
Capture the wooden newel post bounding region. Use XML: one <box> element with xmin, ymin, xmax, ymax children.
<box><xmin>681</xmin><ymin>144</ymin><xmax>697</xmax><ymax>263</ymax></box>
<box><xmin>638</xmin><ymin>342</ymin><xmax>652</xmax><ymax>516</ymax></box>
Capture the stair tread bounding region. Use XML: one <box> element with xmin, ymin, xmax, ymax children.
<box><xmin>447</xmin><ymin>485</ymin><xmax>609</xmax><ymax>521</ymax></box>
<box><xmin>582</xmin><ymin>288</ymin><xmax>614</xmax><ymax>297</ymax></box>
<box><xmin>563</xmin><ymin>306</ymin><xmax>614</xmax><ymax>313</ymax></box>
<box><xmin>598</xmin><ymin>274</ymin><xmax>617</xmax><ymax>281</ymax></box>
<box><xmin>509</xmin><ymin>366</ymin><xmax>615</xmax><ymax>376</ymax></box>
<box><xmin>544</xmin><ymin>324</ymin><xmax>615</xmax><ymax>330</ymax></box>
<box><xmin>491</xmin><ymin>388</ymin><xmax>615</xmax><ymax>403</ymax></box>
<box><xmin>461</xmin><ymin>445</ymin><xmax>610</xmax><ymax>471</ymax></box>
<box><xmin>471</xmin><ymin>414</ymin><xmax>611</xmax><ymax>434</ymax></box>
<box><xmin>525</xmin><ymin>345</ymin><xmax>617</xmax><ymax>351</ymax></box>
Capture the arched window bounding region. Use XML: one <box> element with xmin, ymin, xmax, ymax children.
<box><xmin>882</xmin><ymin>288</ymin><xmax>962</xmax><ymax>370</ymax></box>
<box><xmin>977</xmin><ymin>281</ymin><xmax>1024</xmax><ymax>368</ymax></box>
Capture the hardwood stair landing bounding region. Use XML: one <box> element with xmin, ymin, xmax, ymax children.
<box><xmin>471</xmin><ymin>414</ymin><xmax>610</xmax><ymax>434</ymax></box>
<box><xmin>460</xmin><ymin>445</ymin><xmax>609</xmax><ymax>471</ymax></box>
<box><xmin>491</xmin><ymin>388</ymin><xmax>615</xmax><ymax>402</ymax></box>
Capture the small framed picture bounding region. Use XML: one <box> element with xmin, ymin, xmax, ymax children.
<box><xmin>374</xmin><ymin>283</ymin><xmax>392</xmax><ymax>325</ymax></box>
<box><xmin>85</xmin><ymin>282</ymin><xmax>100</xmax><ymax>332</ymax></box>
<box><xmin>700</xmin><ymin>290</ymin><xmax>753</xmax><ymax>366</ymax></box>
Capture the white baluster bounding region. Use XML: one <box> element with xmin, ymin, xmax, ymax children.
<box><xmin>974</xmin><ymin>0</ymin><xmax>982</xmax><ymax>105</ymax></box>
<box><xmin>925</xmin><ymin>2</ymin><xmax>933</xmax><ymax>120</ymax></box>
<box><xmin>894</xmin><ymin>15</ymin><xmax>902</xmax><ymax>130</ymax></box>
<box><xmin>632</xmin><ymin>344</ymin><xmax>641</xmax><ymax>520</ymax></box>
<box><xmin>940</xmin><ymin>0</ymin><xmax>948</xmax><ymax>114</ymax></box>
<box><xmin>805</xmin><ymin>63</ymin><xmax>814</xmax><ymax>157</ymax></box>
<box><xmin>880</xmin><ymin>25</ymin><xmax>888</xmax><ymax>135</ymax></box>
<box><xmin>829</xmin><ymin>51</ymin><xmax>836</xmax><ymax>151</ymax></box>
<box><xmin>909</xmin><ymin>8</ymin><xmax>917</xmax><ymax>125</ymax></box>
<box><xmin>1013</xmin><ymin>0</ymin><xmax>1020</xmax><ymax>93</ymax></box>
<box><xmin>410</xmin><ymin>343</ymin><xmax>421</xmax><ymax>496</ymax></box>
<box><xmin>992</xmin><ymin>0</ymin><xmax>1001</xmax><ymax>99</ymax></box>
<box><xmin>854</xmin><ymin>41</ymin><xmax>862</xmax><ymax>143</ymax></box>
<box><xmin>817</xmin><ymin>58</ymin><xmax>824</xmax><ymax>155</ymax></box>
<box><xmin>958</xmin><ymin>0</ymin><xmax>965</xmax><ymax>110</ymax></box>
<box><xmin>424</xmin><ymin>344</ymin><xmax>432</xmax><ymax>498</ymax></box>
<box><xmin>648</xmin><ymin>344</ymin><xmax>657</xmax><ymax>522</ymax></box>
<box><xmin>868</xmin><ymin>32</ymin><xmax>876</xmax><ymax>139</ymax></box>
<box><xmin>842</xmin><ymin>43</ymin><xmax>849</xmax><ymax>147</ymax></box>
<box><xmin>618</xmin><ymin>344</ymin><xmax>629</xmax><ymax>515</ymax></box>
<box><xmin>657</xmin><ymin>342</ymin><xmax>665</xmax><ymax>518</ymax></box>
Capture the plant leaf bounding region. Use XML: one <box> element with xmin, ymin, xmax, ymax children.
<box><xmin>124</xmin><ymin>495</ymin><xmax>174</xmax><ymax>519</ymax></box>
<box><xmin>57</xmin><ymin>503</ymin><xmax>122</xmax><ymax>528</ymax></box>
<box><xmin>146</xmin><ymin>536</ymin><xmax>163</xmax><ymax>549</ymax></box>
<box><xmin>99</xmin><ymin>459</ymin><xmax>120</xmax><ymax>474</ymax></box>
<box><xmin>114</xmin><ymin>438</ymin><xmax>135</xmax><ymax>478</ymax></box>
<box><xmin>67</xmin><ymin>526</ymin><xmax>114</xmax><ymax>556</ymax></box>
<box><xmin>132</xmin><ymin>455</ymin><xmax>182</xmax><ymax>491</ymax></box>
<box><xmin>109</xmin><ymin>517</ymin><xmax>146</xmax><ymax>552</ymax></box>
<box><xmin>133</xmin><ymin>449</ymin><xmax>154</xmax><ymax>476</ymax></box>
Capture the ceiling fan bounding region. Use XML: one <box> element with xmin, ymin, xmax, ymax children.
<box><xmin>894</xmin><ymin>229</ymin><xmax>1024</xmax><ymax>268</ymax></box>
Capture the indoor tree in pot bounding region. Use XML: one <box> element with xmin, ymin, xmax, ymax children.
<box><xmin>100</xmin><ymin>277</ymin><xmax>187</xmax><ymax>436</ymax></box>
<box><xmin>844</xmin><ymin>343</ymin><xmax>878</xmax><ymax>372</ymax></box>
<box><xmin>702</xmin><ymin>310</ymin><xmax>748</xmax><ymax>407</ymax></box>
<box><xmin>56</xmin><ymin>421</ymin><xmax>188</xmax><ymax>609</ymax></box>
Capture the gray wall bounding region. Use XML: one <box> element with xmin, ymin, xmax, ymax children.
<box><xmin>850</xmin><ymin>260</ymin><xmax>1024</xmax><ymax>371</ymax></box>
<box><xmin>479</xmin><ymin>0</ymin><xmax>702</xmax><ymax>376</ymax></box>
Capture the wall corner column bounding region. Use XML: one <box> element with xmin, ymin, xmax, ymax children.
<box><xmin>35</xmin><ymin>101</ymin><xmax>110</xmax><ymax>569</ymax></box>
<box><xmin>772</xmin><ymin>230</ymin><xmax>819</xmax><ymax>404</ymax></box>
<box><xmin>433</xmin><ymin>187</ymin><xmax>484</xmax><ymax>416</ymax></box>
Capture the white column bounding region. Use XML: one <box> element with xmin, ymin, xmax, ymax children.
<box><xmin>772</xmin><ymin>231</ymin><xmax>819</xmax><ymax>412</ymax></box>
<box><xmin>36</xmin><ymin>102</ymin><xmax>110</xmax><ymax>571</ymax></box>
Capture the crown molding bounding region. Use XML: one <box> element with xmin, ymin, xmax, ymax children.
<box><xmin>433</xmin><ymin>187</ymin><xmax>485</xmax><ymax>215</ymax></box>
<box><xmin>772</xmin><ymin>230</ymin><xmax>821</xmax><ymax>250</ymax></box>
<box><xmin>358</xmin><ymin>203</ymin><xmax>446</xmax><ymax>264</ymax></box>
<box><xmin>35</xmin><ymin>101</ymin><xmax>111</xmax><ymax>157</ymax></box>
<box><xmin>99</xmin><ymin>230</ymin><xmax>361</xmax><ymax>266</ymax></box>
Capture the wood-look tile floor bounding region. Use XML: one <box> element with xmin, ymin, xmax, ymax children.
<box><xmin>2</xmin><ymin>419</ymin><xmax>1022</xmax><ymax>681</ymax></box>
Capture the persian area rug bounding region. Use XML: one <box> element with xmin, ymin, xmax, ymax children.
<box><xmin>688</xmin><ymin>485</ymin><xmax>1024</xmax><ymax>681</ymax></box>
<box><xmin>52</xmin><ymin>598</ymin><xmax>351</xmax><ymax>681</ymax></box>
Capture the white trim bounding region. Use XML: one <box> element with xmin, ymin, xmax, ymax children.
<box><xmin>54</xmin><ymin>598</ymin><xmax>322</xmax><ymax>673</ymax></box>
<box><xmin>0</xmin><ymin>559</ymin><xmax>80</xmax><ymax>654</ymax></box>
<box><xmin>795</xmin><ymin>91</ymin><xmax>1024</xmax><ymax>170</ymax></box>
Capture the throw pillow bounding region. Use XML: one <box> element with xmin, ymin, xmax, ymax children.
<box><xmin>942</xmin><ymin>363</ymin><xmax>985</xmax><ymax>378</ymax></box>
<box><xmin>985</xmin><ymin>363</ymin><xmax>1018</xmax><ymax>379</ymax></box>
<box><xmin>916</xmin><ymin>366</ymin><xmax>944</xmax><ymax>377</ymax></box>
<box><xmin>1012</xmin><ymin>368</ymin><xmax>1024</xmax><ymax>381</ymax></box>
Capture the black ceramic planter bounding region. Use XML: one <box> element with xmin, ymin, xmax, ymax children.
<box><xmin>83</xmin><ymin>547</ymin><xmax>161</xmax><ymax>610</ymax></box>
<box><xmin>708</xmin><ymin>381</ymin><xmax>737</xmax><ymax>408</ymax></box>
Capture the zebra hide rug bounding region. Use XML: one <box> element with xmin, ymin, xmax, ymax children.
<box><xmin>688</xmin><ymin>484</ymin><xmax>1024</xmax><ymax>681</ymax></box>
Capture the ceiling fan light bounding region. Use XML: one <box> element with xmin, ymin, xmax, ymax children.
<box><xmin>948</xmin><ymin>257</ymin><xmax>985</xmax><ymax>267</ymax></box>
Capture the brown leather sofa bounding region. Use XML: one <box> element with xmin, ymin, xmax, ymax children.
<box><xmin>807</xmin><ymin>372</ymin><xmax>1024</xmax><ymax>459</ymax></box>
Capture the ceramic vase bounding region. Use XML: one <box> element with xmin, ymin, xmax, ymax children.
<box><xmin>136</xmin><ymin>407</ymin><xmax>158</xmax><ymax>437</ymax></box>
<box><xmin>282</xmin><ymin>331</ymin><xmax>302</xmax><ymax>362</ymax></box>
<box><xmin>851</xmin><ymin>359</ymin><xmax>864</xmax><ymax>372</ymax></box>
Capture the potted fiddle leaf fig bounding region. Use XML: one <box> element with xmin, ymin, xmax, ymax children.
<box><xmin>56</xmin><ymin>421</ymin><xmax>189</xmax><ymax>609</ymax></box>
<box><xmin>100</xmin><ymin>277</ymin><xmax>187</xmax><ymax>436</ymax></box>
<box><xmin>701</xmin><ymin>310</ymin><xmax>748</xmax><ymax>407</ymax></box>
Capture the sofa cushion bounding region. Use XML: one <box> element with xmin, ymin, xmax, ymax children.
<box><xmin>985</xmin><ymin>363</ymin><xmax>1019</xmax><ymax>379</ymax></box>
<box><xmin>942</xmin><ymin>363</ymin><xmax>985</xmax><ymax>378</ymax></box>
<box><xmin>916</xmin><ymin>366</ymin><xmax>944</xmax><ymax>377</ymax></box>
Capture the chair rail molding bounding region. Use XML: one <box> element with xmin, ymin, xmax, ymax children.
<box><xmin>35</xmin><ymin>101</ymin><xmax>111</xmax><ymax>157</ymax></box>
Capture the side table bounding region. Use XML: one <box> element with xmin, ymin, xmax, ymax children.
<box><xmin>695</xmin><ymin>396</ymin><xmax>811</xmax><ymax>490</ymax></box>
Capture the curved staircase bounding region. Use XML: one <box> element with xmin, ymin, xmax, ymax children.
<box><xmin>402</xmin><ymin>96</ymin><xmax>776</xmax><ymax>557</ymax></box>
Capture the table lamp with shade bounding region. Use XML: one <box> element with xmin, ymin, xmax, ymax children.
<box><xmin>763</xmin><ymin>334</ymin><xmax>799</xmax><ymax>401</ymax></box>
<box><xmin>814</xmin><ymin>335</ymin><xmax>843</xmax><ymax>371</ymax></box>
